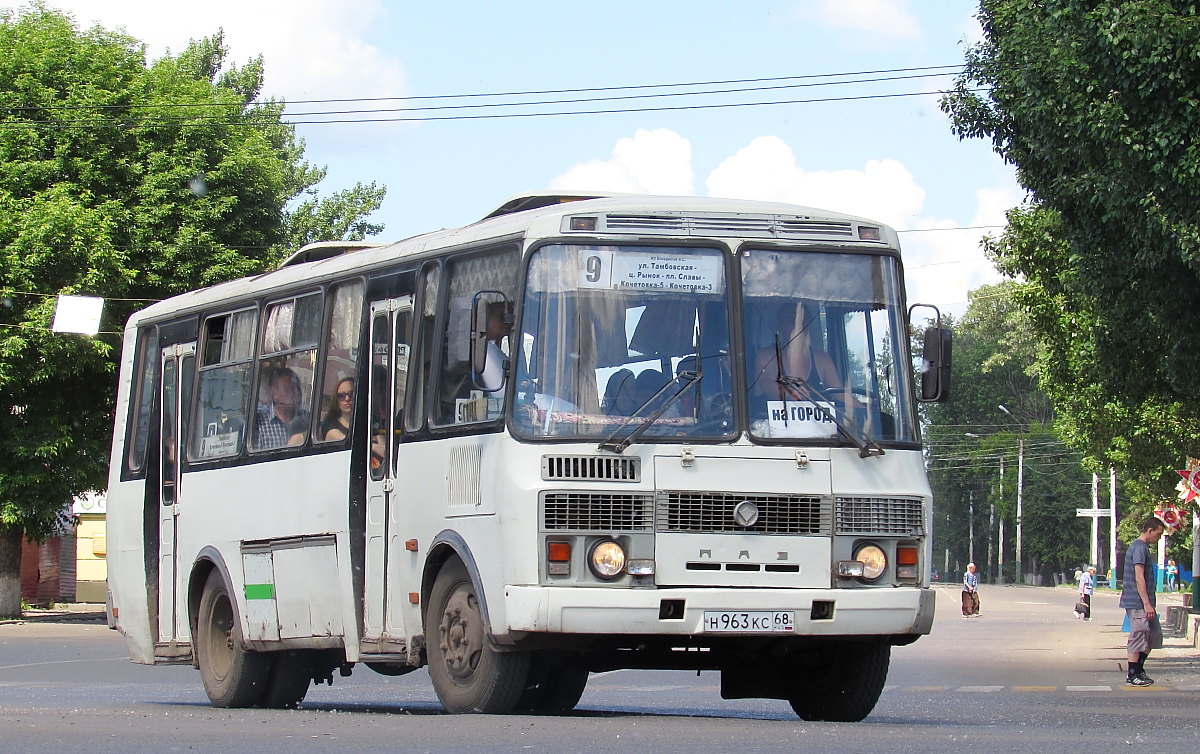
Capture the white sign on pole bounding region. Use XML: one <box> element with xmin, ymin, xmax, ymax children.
<box><xmin>1075</xmin><ymin>508</ymin><xmax>1111</xmax><ymax>518</ymax></box>
<box><xmin>51</xmin><ymin>295</ymin><xmax>104</xmax><ymax>335</ymax></box>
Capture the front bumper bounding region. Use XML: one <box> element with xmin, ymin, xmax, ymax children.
<box><xmin>504</xmin><ymin>585</ymin><xmax>935</xmax><ymax>638</ymax></box>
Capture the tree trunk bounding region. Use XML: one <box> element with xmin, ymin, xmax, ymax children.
<box><xmin>0</xmin><ymin>526</ymin><xmax>22</xmax><ymax>618</ymax></box>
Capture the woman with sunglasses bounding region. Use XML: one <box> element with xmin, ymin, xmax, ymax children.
<box><xmin>321</xmin><ymin>377</ymin><xmax>355</xmax><ymax>441</ymax></box>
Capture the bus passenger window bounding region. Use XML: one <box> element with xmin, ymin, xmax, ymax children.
<box><xmin>191</xmin><ymin>309</ymin><xmax>256</xmax><ymax>460</ymax></box>
<box><xmin>315</xmin><ymin>280</ymin><xmax>364</xmax><ymax>443</ymax></box>
<box><xmin>252</xmin><ymin>293</ymin><xmax>321</xmax><ymax>451</ymax></box>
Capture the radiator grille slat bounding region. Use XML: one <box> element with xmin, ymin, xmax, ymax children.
<box><xmin>835</xmin><ymin>496</ymin><xmax>924</xmax><ymax>535</ymax></box>
<box><xmin>542</xmin><ymin>492</ymin><xmax>654</xmax><ymax>531</ymax></box>
<box><xmin>656</xmin><ymin>491</ymin><xmax>830</xmax><ymax>535</ymax></box>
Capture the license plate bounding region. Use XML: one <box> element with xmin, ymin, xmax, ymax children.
<box><xmin>702</xmin><ymin>611</ymin><xmax>795</xmax><ymax>633</ymax></box>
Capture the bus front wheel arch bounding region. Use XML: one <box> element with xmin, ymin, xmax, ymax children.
<box><xmin>425</xmin><ymin>557</ymin><xmax>530</xmax><ymax>713</ymax></box>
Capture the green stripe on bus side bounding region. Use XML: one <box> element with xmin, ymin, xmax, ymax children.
<box><xmin>244</xmin><ymin>583</ymin><xmax>275</xmax><ymax>600</ymax></box>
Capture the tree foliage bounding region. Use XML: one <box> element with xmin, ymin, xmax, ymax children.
<box><xmin>0</xmin><ymin>4</ymin><xmax>386</xmax><ymax>600</ymax></box>
<box><xmin>940</xmin><ymin>1</ymin><xmax>1200</xmax><ymax>513</ymax></box>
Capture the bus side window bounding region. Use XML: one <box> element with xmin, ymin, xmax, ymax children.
<box><xmin>126</xmin><ymin>326</ymin><xmax>159</xmax><ymax>473</ymax></box>
<box><xmin>433</xmin><ymin>249</ymin><xmax>518</xmax><ymax>426</ymax></box>
<box><xmin>252</xmin><ymin>292</ymin><xmax>321</xmax><ymax>451</ymax></box>
<box><xmin>314</xmin><ymin>280</ymin><xmax>363</xmax><ymax>444</ymax></box>
<box><xmin>191</xmin><ymin>309</ymin><xmax>256</xmax><ymax>460</ymax></box>
<box><xmin>406</xmin><ymin>264</ymin><xmax>439</xmax><ymax>433</ymax></box>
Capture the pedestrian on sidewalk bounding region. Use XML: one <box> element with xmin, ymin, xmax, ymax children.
<box><xmin>1120</xmin><ymin>516</ymin><xmax>1165</xmax><ymax>687</ymax></box>
<box><xmin>962</xmin><ymin>562</ymin><xmax>980</xmax><ymax>617</ymax></box>
<box><xmin>1166</xmin><ymin>559</ymin><xmax>1178</xmax><ymax>592</ymax></box>
<box><xmin>1077</xmin><ymin>565</ymin><xmax>1095</xmax><ymax>620</ymax></box>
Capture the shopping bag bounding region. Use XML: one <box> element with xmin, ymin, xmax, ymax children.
<box><xmin>1074</xmin><ymin>601</ymin><xmax>1088</xmax><ymax>615</ymax></box>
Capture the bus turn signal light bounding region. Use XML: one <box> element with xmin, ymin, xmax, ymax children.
<box><xmin>547</xmin><ymin>542</ymin><xmax>571</xmax><ymax>561</ymax></box>
<box><xmin>897</xmin><ymin>546</ymin><xmax>918</xmax><ymax>565</ymax></box>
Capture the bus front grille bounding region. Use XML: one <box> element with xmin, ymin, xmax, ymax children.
<box><xmin>835</xmin><ymin>496</ymin><xmax>924</xmax><ymax>535</ymax></box>
<box><xmin>656</xmin><ymin>492</ymin><xmax>830</xmax><ymax>535</ymax></box>
<box><xmin>542</xmin><ymin>492</ymin><xmax>655</xmax><ymax>531</ymax></box>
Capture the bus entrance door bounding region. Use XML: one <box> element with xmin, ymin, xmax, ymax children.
<box><xmin>363</xmin><ymin>297</ymin><xmax>413</xmax><ymax>652</ymax></box>
<box><xmin>157</xmin><ymin>343</ymin><xmax>194</xmax><ymax>650</ymax></box>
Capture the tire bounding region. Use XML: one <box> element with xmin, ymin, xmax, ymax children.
<box><xmin>258</xmin><ymin>650</ymin><xmax>312</xmax><ymax>709</ymax></box>
<box><xmin>426</xmin><ymin>559</ymin><xmax>530</xmax><ymax>713</ymax></box>
<box><xmin>195</xmin><ymin>571</ymin><xmax>272</xmax><ymax>708</ymax></box>
<box><xmin>787</xmin><ymin>640</ymin><xmax>890</xmax><ymax>722</ymax></box>
<box><xmin>517</xmin><ymin>655</ymin><xmax>589</xmax><ymax>713</ymax></box>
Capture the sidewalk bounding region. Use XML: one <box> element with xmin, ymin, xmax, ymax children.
<box><xmin>0</xmin><ymin>603</ymin><xmax>106</xmax><ymax>625</ymax></box>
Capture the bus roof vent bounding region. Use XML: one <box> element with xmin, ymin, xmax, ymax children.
<box><xmin>541</xmin><ymin>454</ymin><xmax>641</xmax><ymax>483</ymax></box>
<box><xmin>278</xmin><ymin>241</ymin><xmax>388</xmax><ymax>268</ymax></box>
<box><xmin>587</xmin><ymin>212</ymin><xmax>855</xmax><ymax>239</ymax></box>
<box><xmin>482</xmin><ymin>192</ymin><xmax>614</xmax><ymax>221</ymax></box>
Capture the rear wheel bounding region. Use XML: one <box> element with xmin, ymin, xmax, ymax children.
<box><xmin>195</xmin><ymin>571</ymin><xmax>271</xmax><ymax>708</ymax></box>
<box><xmin>426</xmin><ymin>559</ymin><xmax>530</xmax><ymax>713</ymax></box>
<box><xmin>787</xmin><ymin>640</ymin><xmax>890</xmax><ymax>722</ymax></box>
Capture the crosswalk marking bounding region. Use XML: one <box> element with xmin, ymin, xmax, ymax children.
<box><xmin>958</xmin><ymin>685</ymin><xmax>1004</xmax><ymax>692</ymax></box>
<box><xmin>1012</xmin><ymin>685</ymin><xmax>1057</xmax><ymax>692</ymax></box>
<box><xmin>1064</xmin><ymin>685</ymin><xmax>1112</xmax><ymax>692</ymax></box>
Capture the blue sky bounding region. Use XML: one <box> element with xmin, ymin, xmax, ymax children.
<box><xmin>44</xmin><ymin>0</ymin><xmax>1022</xmax><ymax>313</ymax></box>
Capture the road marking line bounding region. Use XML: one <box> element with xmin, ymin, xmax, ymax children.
<box><xmin>1174</xmin><ymin>685</ymin><xmax>1200</xmax><ymax>691</ymax></box>
<box><xmin>909</xmin><ymin>686</ymin><xmax>951</xmax><ymax>692</ymax></box>
<box><xmin>1118</xmin><ymin>685</ymin><xmax>1168</xmax><ymax>692</ymax></box>
<box><xmin>957</xmin><ymin>685</ymin><xmax>1004</xmax><ymax>692</ymax></box>
<box><xmin>1065</xmin><ymin>685</ymin><xmax>1111</xmax><ymax>692</ymax></box>
<box><xmin>1012</xmin><ymin>685</ymin><xmax>1056</xmax><ymax>692</ymax></box>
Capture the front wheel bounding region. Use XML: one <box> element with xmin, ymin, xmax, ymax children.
<box><xmin>195</xmin><ymin>571</ymin><xmax>271</xmax><ymax>708</ymax></box>
<box><xmin>787</xmin><ymin>640</ymin><xmax>890</xmax><ymax>722</ymax></box>
<box><xmin>426</xmin><ymin>559</ymin><xmax>531</xmax><ymax>713</ymax></box>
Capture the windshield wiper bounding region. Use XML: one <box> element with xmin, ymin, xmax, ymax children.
<box><xmin>771</xmin><ymin>335</ymin><xmax>883</xmax><ymax>458</ymax></box>
<box><xmin>598</xmin><ymin>369</ymin><xmax>701</xmax><ymax>453</ymax></box>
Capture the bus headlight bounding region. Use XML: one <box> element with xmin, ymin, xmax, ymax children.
<box><xmin>588</xmin><ymin>540</ymin><xmax>626</xmax><ymax>580</ymax></box>
<box><xmin>854</xmin><ymin>544</ymin><xmax>887</xmax><ymax>581</ymax></box>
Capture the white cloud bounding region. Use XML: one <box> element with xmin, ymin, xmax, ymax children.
<box><xmin>45</xmin><ymin>1</ymin><xmax>406</xmax><ymax>101</ymax></box>
<box><xmin>794</xmin><ymin>0</ymin><xmax>921</xmax><ymax>41</ymax></box>
<box><xmin>550</xmin><ymin>129</ymin><xmax>694</xmax><ymax>195</ymax></box>
<box><xmin>705</xmin><ymin>136</ymin><xmax>925</xmax><ymax>229</ymax></box>
<box><xmin>901</xmin><ymin>185</ymin><xmax>1026</xmax><ymax>313</ymax></box>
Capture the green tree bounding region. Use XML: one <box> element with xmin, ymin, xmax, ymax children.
<box><xmin>940</xmin><ymin>1</ymin><xmax>1200</xmax><ymax>518</ymax></box>
<box><xmin>0</xmin><ymin>5</ymin><xmax>385</xmax><ymax>615</ymax></box>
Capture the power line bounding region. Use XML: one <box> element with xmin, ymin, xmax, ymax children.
<box><xmin>0</xmin><ymin>87</ymin><xmax>985</xmax><ymax>130</ymax></box>
<box><xmin>17</xmin><ymin>65</ymin><xmax>966</xmax><ymax>113</ymax></box>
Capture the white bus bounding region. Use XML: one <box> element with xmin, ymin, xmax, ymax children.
<box><xmin>106</xmin><ymin>193</ymin><xmax>950</xmax><ymax>721</ymax></box>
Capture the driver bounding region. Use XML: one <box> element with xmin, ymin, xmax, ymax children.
<box><xmin>752</xmin><ymin>301</ymin><xmax>842</xmax><ymax>402</ymax></box>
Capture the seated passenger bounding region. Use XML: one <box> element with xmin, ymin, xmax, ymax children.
<box><xmin>321</xmin><ymin>377</ymin><xmax>355</xmax><ymax>441</ymax></box>
<box><xmin>603</xmin><ymin>369</ymin><xmax>637</xmax><ymax>416</ymax></box>
<box><xmin>254</xmin><ymin>367</ymin><xmax>311</xmax><ymax>450</ymax></box>
<box><xmin>753</xmin><ymin>301</ymin><xmax>842</xmax><ymax>403</ymax></box>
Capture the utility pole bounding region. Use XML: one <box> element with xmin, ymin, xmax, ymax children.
<box><xmin>1091</xmin><ymin>473</ymin><xmax>1100</xmax><ymax>570</ymax></box>
<box><xmin>997</xmin><ymin>455</ymin><xmax>1005</xmax><ymax>584</ymax></box>
<box><xmin>1110</xmin><ymin>468</ymin><xmax>1118</xmax><ymax>586</ymax></box>
<box><xmin>1016</xmin><ymin>438</ymin><xmax>1024</xmax><ymax>585</ymax></box>
<box><xmin>969</xmin><ymin>489</ymin><xmax>975</xmax><ymax>564</ymax></box>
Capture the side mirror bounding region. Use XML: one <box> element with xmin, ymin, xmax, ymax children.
<box><xmin>920</xmin><ymin>326</ymin><xmax>953</xmax><ymax>402</ymax></box>
<box><xmin>469</xmin><ymin>290</ymin><xmax>511</xmax><ymax>393</ymax></box>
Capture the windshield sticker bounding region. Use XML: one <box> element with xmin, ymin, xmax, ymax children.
<box><xmin>577</xmin><ymin>251</ymin><xmax>721</xmax><ymax>294</ymax></box>
<box><xmin>763</xmin><ymin>401</ymin><xmax>836</xmax><ymax>438</ymax></box>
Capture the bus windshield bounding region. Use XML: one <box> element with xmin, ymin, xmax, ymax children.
<box><xmin>742</xmin><ymin>248</ymin><xmax>917</xmax><ymax>444</ymax></box>
<box><xmin>514</xmin><ymin>244</ymin><xmax>733</xmax><ymax>441</ymax></box>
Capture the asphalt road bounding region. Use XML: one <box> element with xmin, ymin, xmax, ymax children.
<box><xmin>2</xmin><ymin>585</ymin><xmax>1198</xmax><ymax>753</ymax></box>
